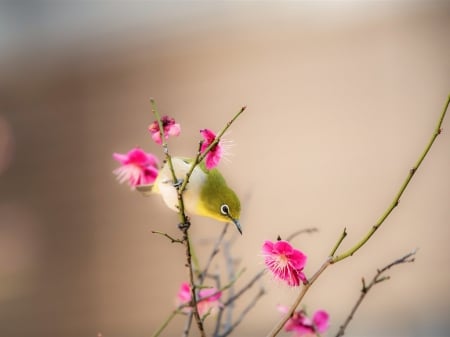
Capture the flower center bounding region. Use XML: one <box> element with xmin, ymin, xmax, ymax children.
<box><xmin>276</xmin><ymin>254</ymin><xmax>289</xmax><ymax>267</ymax></box>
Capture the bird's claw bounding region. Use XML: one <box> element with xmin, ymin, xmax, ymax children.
<box><xmin>178</xmin><ymin>218</ymin><xmax>191</xmax><ymax>231</ymax></box>
<box><xmin>173</xmin><ymin>179</ymin><xmax>183</xmax><ymax>188</ymax></box>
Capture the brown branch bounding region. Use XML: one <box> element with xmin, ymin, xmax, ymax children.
<box><xmin>218</xmin><ymin>287</ymin><xmax>266</xmax><ymax>337</ymax></box>
<box><xmin>151</xmin><ymin>230</ymin><xmax>184</xmax><ymax>244</ymax></box>
<box><xmin>335</xmin><ymin>250</ymin><xmax>416</xmax><ymax>337</ymax></box>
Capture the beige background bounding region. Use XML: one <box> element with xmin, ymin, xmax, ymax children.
<box><xmin>0</xmin><ymin>2</ymin><xmax>449</xmax><ymax>337</ymax></box>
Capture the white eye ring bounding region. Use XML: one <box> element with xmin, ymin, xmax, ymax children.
<box><xmin>220</xmin><ymin>204</ymin><xmax>230</xmax><ymax>215</ymax></box>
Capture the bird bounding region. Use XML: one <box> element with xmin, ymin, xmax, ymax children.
<box><xmin>136</xmin><ymin>157</ymin><xmax>242</xmax><ymax>234</ymax></box>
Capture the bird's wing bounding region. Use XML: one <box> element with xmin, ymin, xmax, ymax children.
<box><xmin>136</xmin><ymin>184</ymin><xmax>154</xmax><ymax>196</ymax></box>
<box><xmin>178</xmin><ymin>157</ymin><xmax>194</xmax><ymax>165</ymax></box>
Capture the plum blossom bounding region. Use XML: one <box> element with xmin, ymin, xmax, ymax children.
<box><xmin>278</xmin><ymin>306</ymin><xmax>330</xmax><ymax>336</ymax></box>
<box><xmin>262</xmin><ymin>240</ymin><xmax>307</xmax><ymax>287</ymax></box>
<box><xmin>200</xmin><ymin>129</ymin><xmax>223</xmax><ymax>169</ymax></box>
<box><xmin>148</xmin><ymin>115</ymin><xmax>181</xmax><ymax>145</ymax></box>
<box><xmin>177</xmin><ymin>282</ymin><xmax>222</xmax><ymax>317</ymax></box>
<box><xmin>113</xmin><ymin>147</ymin><xmax>159</xmax><ymax>188</ymax></box>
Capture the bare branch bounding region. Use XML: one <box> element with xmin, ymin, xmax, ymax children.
<box><xmin>335</xmin><ymin>250</ymin><xmax>417</xmax><ymax>337</ymax></box>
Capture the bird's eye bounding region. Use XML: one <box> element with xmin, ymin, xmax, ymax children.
<box><xmin>220</xmin><ymin>204</ymin><xmax>230</xmax><ymax>215</ymax></box>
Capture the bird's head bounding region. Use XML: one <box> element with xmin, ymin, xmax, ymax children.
<box><xmin>197</xmin><ymin>168</ymin><xmax>242</xmax><ymax>234</ymax></box>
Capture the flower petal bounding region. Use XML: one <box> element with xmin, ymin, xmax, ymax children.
<box><xmin>262</xmin><ymin>239</ymin><xmax>308</xmax><ymax>287</ymax></box>
<box><xmin>112</xmin><ymin>148</ymin><xmax>159</xmax><ymax>188</ymax></box>
<box><xmin>273</xmin><ymin>240</ymin><xmax>294</xmax><ymax>255</ymax></box>
<box><xmin>313</xmin><ymin>310</ymin><xmax>330</xmax><ymax>333</ymax></box>
<box><xmin>148</xmin><ymin>116</ymin><xmax>180</xmax><ymax>145</ymax></box>
<box><xmin>288</xmin><ymin>249</ymin><xmax>307</xmax><ymax>270</ymax></box>
<box><xmin>167</xmin><ymin>123</ymin><xmax>181</xmax><ymax>136</ymax></box>
<box><xmin>262</xmin><ymin>240</ymin><xmax>275</xmax><ymax>254</ymax></box>
<box><xmin>151</xmin><ymin>132</ymin><xmax>162</xmax><ymax>145</ymax></box>
<box><xmin>177</xmin><ymin>282</ymin><xmax>192</xmax><ymax>303</ymax></box>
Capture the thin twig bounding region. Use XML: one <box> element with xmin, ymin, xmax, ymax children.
<box><xmin>183</xmin><ymin>228</ymin><xmax>206</xmax><ymax>337</ymax></box>
<box><xmin>219</xmin><ymin>287</ymin><xmax>266</xmax><ymax>337</ymax></box>
<box><xmin>224</xmin><ymin>269</ymin><xmax>265</xmax><ymax>307</ymax></box>
<box><xmin>335</xmin><ymin>250</ymin><xmax>416</xmax><ymax>337</ymax></box>
<box><xmin>151</xmin><ymin>230</ymin><xmax>184</xmax><ymax>244</ymax></box>
<box><xmin>223</xmin><ymin>239</ymin><xmax>236</xmax><ymax>330</ymax></box>
<box><xmin>182</xmin><ymin>313</ymin><xmax>193</xmax><ymax>337</ymax></box>
<box><xmin>329</xmin><ymin>228</ymin><xmax>347</xmax><ymax>257</ymax></box>
<box><xmin>286</xmin><ymin>227</ymin><xmax>319</xmax><ymax>241</ymax></box>
<box><xmin>199</xmin><ymin>223</ymin><xmax>229</xmax><ymax>284</ymax></box>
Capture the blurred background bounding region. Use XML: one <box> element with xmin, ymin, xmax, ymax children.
<box><xmin>0</xmin><ymin>1</ymin><xmax>449</xmax><ymax>337</ymax></box>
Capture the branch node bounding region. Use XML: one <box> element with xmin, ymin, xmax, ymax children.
<box><xmin>361</xmin><ymin>278</ymin><xmax>367</xmax><ymax>293</ymax></box>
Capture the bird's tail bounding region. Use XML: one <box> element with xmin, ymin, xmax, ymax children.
<box><xmin>135</xmin><ymin>184</ymin><xmax>155</xmax><ymax>196</ymax></box>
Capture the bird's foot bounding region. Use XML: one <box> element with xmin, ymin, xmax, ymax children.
<box><xmin>178</xmin><ymin>218</ymin><xmax>191</xmax><ymax>231</ymax></box>
<box><xmin>173</xmin><ymin>179</ymin><xmax>183</xmax><ymax>189</ymax></box>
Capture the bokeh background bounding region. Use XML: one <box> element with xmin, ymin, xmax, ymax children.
<box><xmin>0</xmin><ymin>2</ymin><xmax>449</xmax><ymax>337</ymax></box>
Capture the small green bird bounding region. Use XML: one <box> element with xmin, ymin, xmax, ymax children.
<box><xmin>137</xmin><ymin>157</ymin><xmax>242</xmax><ymax>234</ymax></box>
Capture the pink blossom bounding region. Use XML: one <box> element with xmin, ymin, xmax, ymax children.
<box><xmin>278</xmin><ymin>306</ymin><xmax>330</xmax><ymax>336</ymax></box>
<box><xmin>177</xmin><ymin>282</ymin><xmax>222</xmax><ymax>317</ymax></box>
<box><xmin>148</xmin><ymin>116</ymin><xmax>181</xmax><ymax>144</ymax></box>
<box><xmin>262</xmin><ymin>240</ymin><xmax>307</xmax><ymax>287</ymax></box>
<box><xmin>200</xmin><ymin>129</ymin><xmax>223</xmax><ymax>169</ymax></box>
<box><xmin>112</xmin><ymin>148</ymin><xmax>159</xmax><ymax>188</ymax></box>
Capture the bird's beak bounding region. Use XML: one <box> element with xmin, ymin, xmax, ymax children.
<box><xmin>229</xmin><ymin>217</ymin><xmax>242</xmax><ymax>235</ymax></box>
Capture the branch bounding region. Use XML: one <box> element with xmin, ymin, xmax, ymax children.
<box><xmin>219</xmin><ymin>287</ymin><xmax>266</xmax><ymax>337</ymax></box>
<box><xmin>151</xmin><ymin>309</ymin><xmax>180</xmax><ymax>337</ymax></box>
<box><xmin>332</xmin><ymin>95</ymin><xmax>449</xmax><ymax>262</ymax></box>
<box><xmin>151</xmin><ymin>230</ymin><xmax>184</xmax><ymax>244</ymax></box>
<box><xmin>198</xmin><ymin>106</ymin><xmax>246</xmax><ymax>164</ymax></box>
<box><xmin>335</xmin><ymin>250</ymin><xmax>417</xmax><ymax>337</ymax></box>
<box><xmin>198</xmin><ymin>223</ymin><xmax>229</xmax><ymax>284</ymax></box>
<box><xmin>267</xmin><ymin>95</ymin><xmax>449</xmax><ymax>337</ymax></box>
<box><xmin>179</xmin><ymin>105</ymin><xmax>246</xmax><ymax>195</ymax></box>
<box><xmin>329</xmin><ymin>228</ymin><xmax>347</xmax><ymax>257</ymax></box>
<box><xmin>183</xmin><ymin>229</ymin><xmax>206</xmax><ymax>337</ymax></box>
<box><xmin>286</xmin><ymin>227</ymin><xmax>319</xmax><ymax>241</ymax></box>
<box><xmin>223</xmin><ymin>238</ymin><xmax>237</xmax><ymax>331</ymax></box>
<box><xmin>150</xmin><ymin>99</ymin><xmax>204</xmax><ymax>337</ymax></box>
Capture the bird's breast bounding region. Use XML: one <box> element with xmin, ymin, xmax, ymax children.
<box><xmin>156</xmin><ymin>158</ymin><xmax>206</xmax><ymax>214</ymax></box>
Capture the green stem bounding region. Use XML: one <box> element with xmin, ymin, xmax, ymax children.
<box><xmin>189</xmin><ymin>236</ymin><xmax>200</xmax><ymax>272</ymax></box>
<box><xmin>179</xmin><ymin>141</ymin><xmax>204</xmax><ymax>196</ymax></box>
<box><xmin>329</xmin><ymin>228</ymin><xmax>347</xmax><ymax>257</ymax></box>
<box><xmin>151</xmin><ymin>310</ymin><xmax>179</xmax><ymax>337</ymax></box>
<box><xmin>332</xmin><ymin>94</ymin><xmax>449</xmax><ymax>263</ymax></box>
